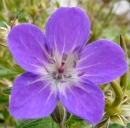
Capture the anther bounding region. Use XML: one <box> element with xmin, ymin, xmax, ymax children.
<box><xmin>48</xmin><ymin>59</ymin><xmax>55</xmax><ymax>64</ymax></box>
<box><xmin>62</xmin><ymin>53</ymin><xmax>67</xmax><ymax>61</ymax></box>
<box><xmin>44</xmin><ymin>66</ymin><xmax>50</xmax><ymax>73</ymax></box>
<box><xmin>44</xmin><ymin>43</ymin><xmax>49</xmax><ymax>54</ymax></box>
<box><xmin>78</xmin><ymin>71</ymin><xmax>84</xmax><ymax>76</ymax></box>
<box><xmin>53</xmin><ymin>74</ymin><xmax>58</xmax><ymax>79</ymax></box>
<box><xmin>73</xmin><ymin>61</ymin><xmax>76</xmax><ymax>68</ymax></box>
<box><xmin>75</xmin><ymin>53</ymin><xmax>80</xmax><ymax>60</ymax></box>
<box><xmin>67</xmin><ymin>74</ymin><xmax>72</xmax><ymax>78</ymax></box>
<box><xmin>51</xmin><ymin>48</ymin><xmax>55</xmax><ymax>57</ymax></box>
<box><xmin>61</xmin><ymin>61</ymin><xmax>65</xmax><ymax>66</ymax></box>
<box><xmin>60</xmin><ymin>80</ymin><xmax>66</xmax><ymax>83</ymax></box>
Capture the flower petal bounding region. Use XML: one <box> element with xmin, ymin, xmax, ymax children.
<box><xmin>7</xmin><ymin>24</ymin><xmax>48</xmax><ymax>73</ymax></box>
<box><xmin>9</xmin><ymin>72</ymin><xmax>58</xmax><ymax>119</ymax></box>
<box><xmin>59</xmin><ymin>79</ymin><xmax>104</xmax><ymax>124</ymax></box>
<box><xmin>46</xmin><ymin>7</ymin><xmax>90</xmax><ymax>55</ymax></box>
<box><xmin>76</xmin><ymin>40</ymin><xmax>128</xmax><ymax>84</ymax></box>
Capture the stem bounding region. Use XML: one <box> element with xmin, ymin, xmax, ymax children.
<box><xmin>2</xmin><ymin>0</ymin><xmax>8</xmax><ymax>13</ymax></box>
<box><xmin>59</xmin><ymin>124</ymin><xmax>66</xmax><ymax>128</ymax></box>
<box><xmin>120</xmin><ymin>35</ymin><xmax>128</xmax><ymax>92</ymax></box>
<box><xmin>62</xmin><ymin>107</ymin><xmax>67</xmax><ymax>125</ymax></box>
<box><xmin>105</xmin><ymin>81</ymin><xmax>123</xmax><ymax>117</ymax></box>
<box><xmin>94</xmin><ymin>119</ymin><xmax>108</xmax><ymax>128</ymax></box>
<box><xmin>120</xmin><ymin>35</ymin><xmax>127</xmax><ymax>60</ymax></box>
<box><xmin>110</xmin><ymin>81</ymin><xmax>123</xmax><ymax>107</ymax></box>
<box><xmin>11</xmin><ymin>16</ymin><xmax>18</xmax><ymax>29</ymax></box>
<box><xmin>120</xmin><ymin>72</ymin><xmax>128</xmax><ymax>92</ymax></box>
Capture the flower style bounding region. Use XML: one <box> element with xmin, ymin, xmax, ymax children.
<box><xmin>7</xmin><ymin>7</ymin><xmax>127</xmax><ymax>124</ymax></box>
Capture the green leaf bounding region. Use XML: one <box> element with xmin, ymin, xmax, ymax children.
<box><xmin>108</xmin><ymin>123</ymin><xmax>124</xmax><ymax>128</ymax></box>
<box><xmin>2</xmin><ymin>87</ymin><xmax>12</xmax><ymax>95</ymax></box>
<box><xmin>16</xmin><ymin>116</ymin><xmax>59</xmax><ymax>128</ymax></box>
<box><xmin>0</xmin><ymin>93</ymin><xmax>8</xmax><ymax>109</ymax></box>
<box><xmin>13</xmin><ymin>64</ymin><xmax>25</xmax><ymax>74</ymax></box>
<box><xmin>0</xmin><ymin>65</ymin><xmax>18</xmax><ymax>77</ymax></box>
<box><xmin>108</xmin><ymin>123</ymin><xmax>130</xmax><ymax>128</ymax></box>
<box><xmin>66</xmin><ymin>115</ymin><xmax>91</xmax><ymax>128</ymax></box>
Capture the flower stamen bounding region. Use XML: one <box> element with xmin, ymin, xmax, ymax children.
<box><xmin>48</xmin><ymin>59</ymin><xmax>55</xmax><ymax>64</ymax></box>
<box><xmin>78</xmin><ymin>71</ymin><xmax>84</xmax><ymax>77</ymax></box>
<box><xmin>53</xmin><ymin>74</ymin><xmax>58</xmax><ymax>79</ymax></box>
<box><xmin>62</xmin><ymin>53</ymin><xmax>67</xmax><ymax>61</ymax></box>
<box><xmin>73</xmin><ymin>61</ymin><xmax>76</xmax><ymax>68</ymax></box>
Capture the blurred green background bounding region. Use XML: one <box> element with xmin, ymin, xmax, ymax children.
<box><xmin>0</xmin><ymin>0</ymin><xmax>130</xmax><ymax>127</ymax></box>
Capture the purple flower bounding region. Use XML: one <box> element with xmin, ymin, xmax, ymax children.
<box><xmin>7</xmin><ymin>7</ymin><xmax>127</xmax><ymax>124</ymax></box>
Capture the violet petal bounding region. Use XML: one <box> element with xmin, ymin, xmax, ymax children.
<box><xmin>77</xmin><ymin>40</ymin><xmax>128</xmax><ymax>84</ymax></box>
<box><xmin>9</xmin><ymin>72</ymin><xmax>58</xmax><ymax>119</ymax></box>
<box><xmin>46</xmin><ymin>7</ymin><xmax>90</xmax><ymax>55</ymax></box>
<box><xmin>59</xmin><ymin>79</ymin><xmax>104</xmax><ymax>124</ymax></box>
<box><xmin>7</xmin><ymin>24</ymin><xmax>48</xmax><ymax>73</ymax></box>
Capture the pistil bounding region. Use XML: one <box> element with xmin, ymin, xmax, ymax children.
<box><xmin>58</xmin><ymin>61</ymin><xmax>65</xmax><ymax>73</ymax></box>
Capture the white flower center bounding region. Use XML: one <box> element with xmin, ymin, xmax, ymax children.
<box><xmin>37</xmin><ymin>48</ymin><xmax>84</xmax><ymax>94</ymax></box>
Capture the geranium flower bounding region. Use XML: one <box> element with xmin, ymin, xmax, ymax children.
<box><xmin>7</xmin><ymin>7</ymin><xmax>127</xmax><ymax>124</ymax></box>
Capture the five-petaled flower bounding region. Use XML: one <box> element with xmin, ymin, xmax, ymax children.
<box><xmin>7</xmin><ymin>7</ymin><xmax>127</xmax><ymax>124</ymax></box>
